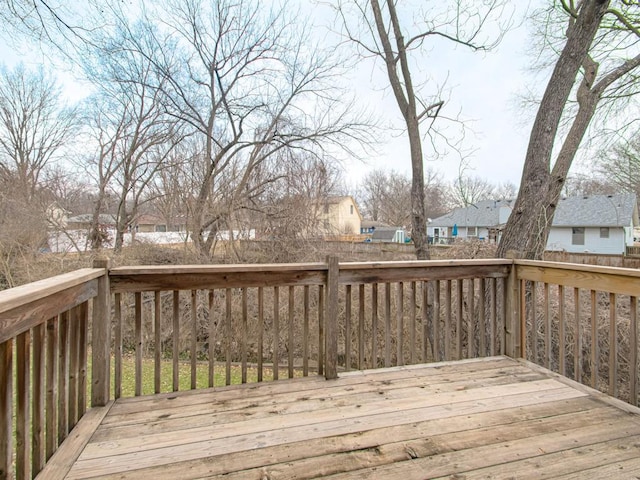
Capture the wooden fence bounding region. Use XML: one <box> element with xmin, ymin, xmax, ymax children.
<box><xmin>3</xmin><ymin>257</ymin><xmax>640</xmax><ymax>478</ymax></box>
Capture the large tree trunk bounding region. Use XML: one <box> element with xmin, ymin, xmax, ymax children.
<box><xmin>497</xmin><ymin>0</ymin><xmax>610</xmax><ymax>260</ymax></box>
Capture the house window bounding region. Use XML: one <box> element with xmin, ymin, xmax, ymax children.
<box><xmin>350</xmin><ymin>205</ymin><xmax>354</xmax><ymax>215</ymax></box>
<box><xmin>600</xmin><ymin>227</ymin><xmax>610</xmax><ymax>238</ymax></box>
<box><xmin>572</xmin><ymin>227</ymin><xmax>585</xmax><ymax>245</ymax></box>
<box><xmin>467</xmin><ymin>226</ymin><xmax>477</xmax><ymax>237</ymax></box>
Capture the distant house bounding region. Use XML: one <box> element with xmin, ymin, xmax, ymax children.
<box><xmin>320</xmin><ymin>196</ymin><xmax>362</xmax><ymax>236</ymax></box>
<box><xmin>134</xmin><ymin>214</ymin><xmax>169</xmax><ymax>233</ymax></box>
<box><xmin>428</xmin><ymin>194</ymin><xmax>639</xmax><ymax>255</ymax></box>
<box><xmin>427</xmin><ymin>199</ymin><xmax>513</xmax><ymax>243</ymax></box>
<box><xmin>547</xmin><ymin>194</ymin><xmax>638</xmax><ymax>254</ymax></box>
<box><xmin>67</xmin><ymin>214</ymin><xmax>117</xmax><ymax>231</ymax></box>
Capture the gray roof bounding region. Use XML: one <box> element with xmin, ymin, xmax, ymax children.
<box><xmin>429</xmin><ymin>199</ymin><xmax>514</xmax><ymax>228</ymax></box>
<box><xmin>553</xmin><ymin>194</ymin><xmax>638</xmax><ymax>227</ymax></box>
<box><xmin>429</xmin><ymin>194</ymin><xmax>638</xmax><ymax>229</ymax></box>
<box><xmin>371</xmin><ymin>227</ymin><xmax>403</xmax><ymax>241</ymax></box>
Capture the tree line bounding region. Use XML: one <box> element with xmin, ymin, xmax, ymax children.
<box><xmin>0</xmin><ymin>0</ymin><xmax>638</xmax><ymax>277</ymax></box>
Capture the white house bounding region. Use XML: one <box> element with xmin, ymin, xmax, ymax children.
<box><xmin>428</xmin><ymin>194</ymin><xmax>638</xmax><ymax>255</ymax></box>
<box><xmin>546</xmin><ymin>194</ymin><xmax>638</xmax><ymax>254</ymax></box>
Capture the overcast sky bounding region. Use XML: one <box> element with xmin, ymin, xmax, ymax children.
<box><xmin>0</xmin><ymin>1</ymin><xmax>541</xmax><ymax>190</ymax></box>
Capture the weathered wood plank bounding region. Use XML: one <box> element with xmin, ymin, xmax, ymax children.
<box><xmin>16</xmin><ymin>331</ymin><xmax>30</xmax><ymax>480</ymax></box>
<box><xmin>154</xmin><ymin>292</ymin><xmax>161</xmax><ymax>394</ymax></box>
<box><xmin>110</xmin><ymin>269</ymin><xmax>326</xmax><ymax>292</ymax></box>
<box><xmin>32</xmin><ymin>323</ymin><xmax>46</xmax><ymax>476</ymax></box>
<box><xmin>114</xmin><ymin>293</ymin><xmax>122</xmax><ymax>400</ymax></box>
<box><xmin>58</xmin><ymin>312</ymin><xmax>70</xmax><ymax>444</ymax></box>
<box><xmin>0</xmin><ymin>280</ymin><xmax>98</xmax><ymax>345</ymax></box>
<box><xmin>91</xmin><ymin>259</ymin><xmax>110</xmax><ymax>407</ymax></box>
<box><xmin>135</xmin><ymin>292</ymin><xmax>142</xmax><ymax>396</ymax></box>
<box><xmin>80</xmin><ymin>377</ymin><xmax>572</xmax><ymax>459</ymax></box>
<box><xmin>172</xmin><ymin>291</ymin><xmax>179</xmax><ymax>392</ymax></box>
<box><xmin>45</xmin><ymin>318</ymin><xmax>58</xmax><ymax>461</ymax></box>
<box><xmin>34</xmin><ymin>402</ymin><xmax>113</xmax><ymax>480</ymax></box>
<box><xmin>0</xmin><ymin>268</ymin><xmax>102</xmax><ymax>316</ymax></box>
<box><xmin>84</xmin><ymin>396</ymin><xmax>602</xmax><ymax>480</ymax></box>
<box><xmin>0</xmin><ymin>339</ymin><xmax>13</xmax><ymax>480</ymax></box>
<box><xmin>516</xmin><ymin>262</ymin><xmax>640</xmax><ymax>296</ymax></box>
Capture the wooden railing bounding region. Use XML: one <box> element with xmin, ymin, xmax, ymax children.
<box><xmin>4</xmin><ymin>257</ymin><xmax>640</xmax><ymax>478</ymax></box>
<box><xmin>515</xmin><ymin>260</ymin><xmax>640</xmax><ymax>406</ymax></box>
<box><xmin>106</xmin><ymin>259</ymin><xmax>512</xmax><ymax>398</ymax></box>
<box><xmin>0</xmin><ymin>263</ymin><xmax>108</xmax><ymax>480</ymax></box>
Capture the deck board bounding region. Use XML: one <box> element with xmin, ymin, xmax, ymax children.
<box><xmin>41</xmin><ymin>356</ymin><xmax>640</xmax><ymax>479</ymax></box>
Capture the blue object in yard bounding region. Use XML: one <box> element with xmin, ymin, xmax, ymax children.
<box><xmin>452</xmin><ymin>224</ymin><xmax>458</xmax><ymax>237</ymax></box>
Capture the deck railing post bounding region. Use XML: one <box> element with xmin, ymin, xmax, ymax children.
<box><xmin>325</xmin><ymin>256</ymin><xmax>339</xmax><ymax>380</ymax></box>
<box><xmin>505</xmin><ymin>254</ymin><xmax>522</xmax><ymax>359</ymax></box>
<box><xmin>92</xmin><ymin>258</ymin><xmax>111</xmax><ymax>407</ymax></box>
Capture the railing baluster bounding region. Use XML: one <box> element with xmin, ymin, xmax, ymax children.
<box><xmin>456</xmin><ymin>279</ymin><xmax>463</xmax><ymax>360</ymax></box>
<box><xmin>409</xmin><ymin>281</ymin><xmax>416</xmax><ymax>364</ymax></box>
<box><xmin>545</xmin><ymin>283</ymin><xmax>551</xmax><ymax>369</ymax></box>
<box><xmin>591</xmin><ymin>289</ymin><xmax>598</xmax><ymax>389</ymax></box>
<box><xmin>318</xmin><ymin>285</ymin><xmax>324</xmax><ymax>376</ymax></box>
<box><xmin>631</xmin><ymin>296</ymin><xmax>638</xmax><ymax>406</ymax></box>
<box><xmin>154</xmin><ymin>291</ymin><xmax>162</xmax><ymax>394</ymax></box>
<box><xmin>258</xmin><ymin>288</ymin><xmax>264</xmax><ymax>382</ymax></box>
<box><xmin>478</xmin><ymin>279</ymin><xmax>485</xmax><ymax>358</ymax></box>
<box><xmin>371</xmin><ymin>283</ymin><xmax>378</xmax><ymax>368</ymax></box>
<box><xmin>135</xmin><ymin>292</ymin><xmax>143</xmax><ymax>396</ymax></box>
<box><xmin>397</xmin><ymin>282</ymin><xmax>404</xmax><ymax>366</ymax></box>
<box><xmin>78</xmin><ymin>302</ymin><xmax>88</xmax><ymax>418</ymax></box>
<box><xmin>172</xmin><ymin>290</ymin><xmax>180</xmax><ymax>392</ymax></box>
<box><xmin>609</xmin><ymin>292</ymin><xmax>617</xmax><ymax>397</ymax></box>
<box><xmin>421</xmin><ymin>281</ymin><xmax>429</xmax><ymax>363</ymax></box>
<box><xmin>490</xmin><ymin>278</ymin><xmax>497</xmax><ymax>357</ymax></box>
<box><xmin>345</xmin><ymin>285</ymin><xmax>352</xmax><ymax>372</ymax></box>
<box><xmin>303</xmin><ymin>286</ymin><xmax>309</xmax><ymax>376</ymax></box>
<box><xmin>531</xmin><ymin>282</ymin><xmax>538</xmax><ymax>364</ymax></box>
<box><xmin>114</xmin><ymin>293</ymin><xmax>122</xmax><ymax>399</ymax></box>
<box><xmin>68</xmin><ymin>307</ymin><xmax>79</xmax><ymax>428</ymax></box>
<box><xmin>287</xmin><ymin>286</ymin><xmax>294</xmax><ymax>379</ymax></box>
<box><xmin>45</xmin><ymin>318</ymin><xmax>57</xmax><ymax>461</ymax></box>
<box><xmin>384</xmin><ymin>282</ymin><xmax>391</xmax><ymax>367</ymax></box>
<box><xmin>358</xmin><ymin>284</ymin><xmax>365</xmax><ymax>370</ymax></box>
<box><xmin>226</xmin><ymin>288</ymin><xmax>233</xmax><ymax>385</ymax></box>
<box><xmin>16</xmin><ymin>330</ymin><xmax>30</xmax><ymax>480</ymax></box>
<box><xmin>243</xmin><ymin>288</ymin><xmax>249</xmax><ymax>383</ymax></box>
<box><xmin>468</xmin><ymin>278</ymin><xmax>475</xmax><ymax>359</ymax></box>
<box><xmin>191</xmin><ymin>290</ymin><xmax>198</xmax><ymax>390</ymax></box>
<box><xmin>445</xmin><ymin>279</ymin><xmax>452</xmax><ymax>361</ymax></box>
<box><xmin>208</xmin><ymin>290</ymin><xmax>216</xmax><ymax>387</ymax></box>
<box><xmin>574</xmin><ymin>288</ymin><xmax>581</xmax><ymax>383</ymax></box>
<box><xmin>0</xmin><ymin>339</ymin><xmax>12</xmax><ymax>480</ymax></box>
<box><xmin>559</xmin><ymin>285</ymin><xmax>566</xmax><ymax>377</ymax></box>
<box><xmin>32</xmin><ymin>322</ymin><xmax>45</xmax><ymax>476</ymax></box>
<box><xmin>58</xmin><ymin>311</ymin><xmax>69</xmax><ymax>444</ymax></box>
<box><xmin>434</xmin><ymin>280</ymin><xmax>441</xmax><ymax>361</ymax></box>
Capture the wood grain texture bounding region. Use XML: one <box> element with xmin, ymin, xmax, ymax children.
<box><xmin>48</xmin><ymin>356</ymin><xmax>640</xmax><ymax>480</ymax></box>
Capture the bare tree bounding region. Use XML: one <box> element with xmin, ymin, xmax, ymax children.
<box><xmin>0</xmin><ymin>64</ymin><xmax>76</xmax><ymax>203</ymax></box>
<box><xmin>498</xmin><ymin>0</ymin><xmax>640</xmax><ymax>259</ymax></box>
<box><xmin>335</xmin><ymin>0</ymin><xmax>510</xmax><ymax>259</ymax></box>
<box><xmin>359</xmin><ymin>168</ymin><xmax>450</xmax><ymax>229</ymax></box>
<box><xmin>596</xmin><ymin>133</ymin><xmax>640</xmax><ymax>198</ymax></box>
<box><xmin>109</xmin><ymin>0</ymin><xmax>370</xmax><ymax>258</ymax></box>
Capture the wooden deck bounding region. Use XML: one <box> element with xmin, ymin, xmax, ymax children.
<box><xmin>40</xmin><ymin>356</ymin><xmax>640</xmax><ymax>480</ymax></box>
